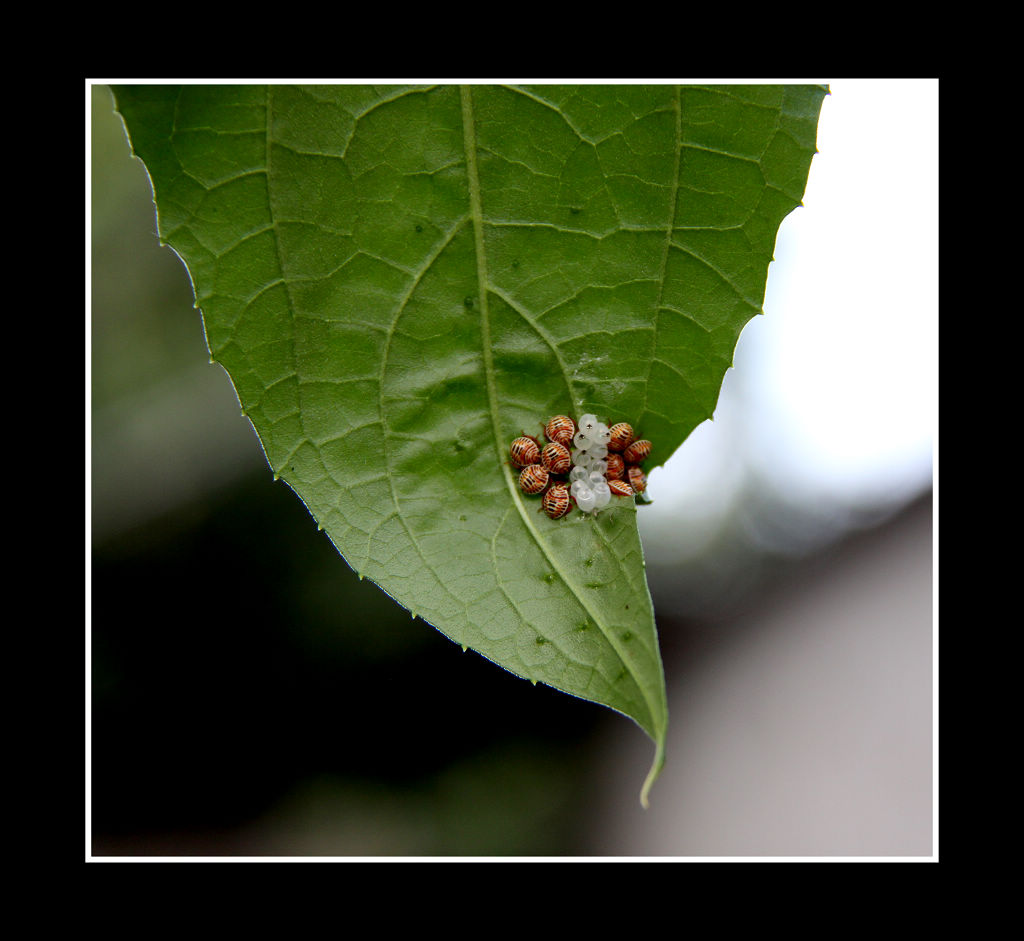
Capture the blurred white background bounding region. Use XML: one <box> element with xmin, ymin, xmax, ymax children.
<box><xmin>591</xmin><ymin>79</ymin><xmax>936</xmax><ymax>858</ymax></box>
<box><xmin>642</xmin><ymin>79</ymin><xmax>936</xmax><ymax>563</ymax></box>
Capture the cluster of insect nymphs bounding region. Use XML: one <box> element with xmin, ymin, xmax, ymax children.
<box><xmin>509</xmin><ymin>414</ymin><xmax>652</xmax><ymax>519</ymax></box>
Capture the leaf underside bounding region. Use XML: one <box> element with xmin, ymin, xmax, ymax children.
<box><xmin>111</xmin><ymin>83</ymin><xmax>825</xmax><ymax>805</ymax></box>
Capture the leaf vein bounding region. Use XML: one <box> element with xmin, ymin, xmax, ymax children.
<box><xmin>462</xmin><ymin>85</ymin><xmax>660</xmax><ymax>732</ymax></box>
<box><xmin>373</xmin><ymin>215</ymin><xmax>471</xmax><ymax>608</ymax></box>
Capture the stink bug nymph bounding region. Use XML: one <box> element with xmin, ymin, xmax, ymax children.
<box><xmin>541</xmin><ymin>441</ymin><xmax>572</xmax><ymax>476</ymax></box>
<box><xmin>519</xmin><ymin>464</ymin><xmax>549</xmax><ymax>495</ymax></box>
<box><xmin>604</xmin><ymin>453</ymin><xmax>626</xmax><ymax>480</ymax></box>
<box><xmin>608</xmin><ymin>478</ymin><xmax>634</xmax><ymax>497</ymax></box>
<box><xmin>542</xmin><ymin>482</ymin><xmax>572</xmax><ymax>519</ymax></box>
<box><xmin>544</xmin><ymin>415</ymin><xmax>576</xmax><ymax>448</ymax></box>
<box><xmin>623</xmin><ymin>439</ymin><xmax>652</xmax><ymax>464</ymax></box>
<box><xmin>510</xmin><ymin>436</ymin><xmax>540</xmax><ymax>467</ymax></box>
<box><xmin>627</xmin><ymin>466</ymin><xmax>647</xmax><ymax>493</ymax></box>
<box><xmin>607</xmin><ymin>422</ymin><xmax>634</xmax><ymax>453</ymax></box>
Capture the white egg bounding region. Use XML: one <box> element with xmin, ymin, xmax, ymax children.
<box><xmin>575</xmin><ymin>488</ymin><xmax>597</xmax><ymax>512</ymax></box>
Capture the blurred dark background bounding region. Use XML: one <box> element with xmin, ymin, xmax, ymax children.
<box><xmin>90</xmin><ymin>84</ymin><xmax>610</xmax><ymax>856</ymax></box>
<box><xmin>89</xmin><ymin>83</ymin><xmax>935</xmax><ymax>857</ymax></box>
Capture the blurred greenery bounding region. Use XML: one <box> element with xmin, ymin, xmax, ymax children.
<box><xmin>104</xmin><ymin>84</ymin><xmax>825</xmax><ymax>814</ymax></box>
<box><xmin>90</xmin><ymin>84</ymin><xmax>604</xmax><ymax>856</ymax></box>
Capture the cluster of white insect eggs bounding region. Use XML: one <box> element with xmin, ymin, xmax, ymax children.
<box><xmin>568</xmin><ymin>414</ymin><xmax>613</xmax><ymax>514</ymax></box>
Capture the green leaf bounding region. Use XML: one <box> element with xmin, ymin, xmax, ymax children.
<box><xmin>111</xmin><ymin>84</ymin><xmax>825</xmax><ymax>805</ymax></box>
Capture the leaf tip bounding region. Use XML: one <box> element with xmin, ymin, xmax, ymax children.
<box><xmin>639</xmin><ymin>738</ymin><xmax>666</xmax><ymax>810</ymax></box>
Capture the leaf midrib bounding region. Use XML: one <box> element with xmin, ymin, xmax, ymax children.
<box><xmin>459</xmin><ymin>85</ymin><xmax>660</xmax><ymax>734</ymax></box>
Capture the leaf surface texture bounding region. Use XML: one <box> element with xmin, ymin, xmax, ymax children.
<box><xmin>112</xmin><ymin>84</ymin><xmax>826</xmax><ymax>802</ymax></box>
